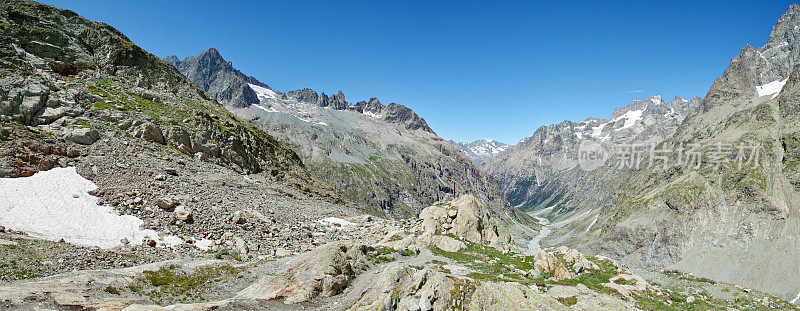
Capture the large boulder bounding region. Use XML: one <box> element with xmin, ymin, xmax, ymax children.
<box><xmin>133</xmin><ymin>122</ymin><xmax>165</xmax><ymax>145</ymax></box>
<box><xmin>236</xmin><ymin>241</ymin><xmax>371</xmax><ymax>303</ymax></box>
<box><xmin>534</xmin><ymin>247</ymin><xmax>599</xmax><ymax>280</ymax></box>
<box><xmin>65</xmin><ymin>127</ymin><xmax>100</xmax><ymax>145</ymax></box>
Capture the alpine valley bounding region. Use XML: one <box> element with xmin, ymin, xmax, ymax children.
<box><xmin>1</xmin><ymin>0</ymin><xmax>800</xmax><ymax>310</ymax></box>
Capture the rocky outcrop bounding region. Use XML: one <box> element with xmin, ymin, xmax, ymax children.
<box><xmin>532</xmin><ymin>247</ymin><xmax>599</xmax><ymax>282</ymax></box>
<box><xmin>237</xmin><ymin>241</ymin><xmax>372</xmax><ymax>303</ymax></box>
<box><xmin>0</xmin><ymin>0</ymin><xmax>317</xmax><ymax>180</ymax></box>
<box><xmin>418</xmin><ymin>195</ymin><xmax>514</xmax><ymax>252</ymax></box>
<box><xmin>469</xmin><ymin>282</ymin><xmax>567</xmax><ymax>311</ymax></box>
<box><xmin>351</xmin><ymin>266</ymin><xmax>460</xmax><ymax>311</ymax></box>
<box><xmin>377</xmin><ymin>195</ymin><xmax>515</xmax><ymax>253</ymax></box>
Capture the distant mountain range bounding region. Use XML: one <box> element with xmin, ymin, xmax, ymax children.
<box><xmin>449</xmin><ymin>139</ymin><xmax>510</xmax><ymax>165</ymax></box>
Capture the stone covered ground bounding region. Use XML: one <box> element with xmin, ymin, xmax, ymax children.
<box><xmin>0</xmin><ymin>118</ymin><xmax>404</xmax><ymax>283</ymax></box>
<box><xmin>1</xmin><ymin>194</ymin><xmax>796</xmax><ymax>310</ymax></box>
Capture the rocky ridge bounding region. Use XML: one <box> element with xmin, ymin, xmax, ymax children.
<box><xmin>484</xmin><ymin>94</ymin><xmax>701</xmax><ymax>209</ymax></box>
<box><xmin>164</xmin><ymin>48</ymin><xmax>270</xmax><ymax>109</ymax></box>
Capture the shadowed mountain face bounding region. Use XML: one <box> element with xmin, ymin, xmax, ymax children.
<box><xmin>485</xmin><ymin>4</ymin><xmax>800</xmax><ymax>303</ymax></box>
<box><xmin>164</xmin><ymin>48</ymin><xmax>269</xmax><ymax>109</ymax></box>
<box><xmin>168</xmin><ymin>49</ymin><xmax>511</xmax><ymax>219</ymax></box>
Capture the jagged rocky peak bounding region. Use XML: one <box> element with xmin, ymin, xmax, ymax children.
<box><xmin>352</xmin><ymin>97</ymin><xmax>383</xmax><ymax>115</ymax></box>
<box><xmin>286</xmin><ymin>88</ymin><xmax>319</xmax><ymax>103</ymax></box>
<box><xmin>164</xmin><ymin>48</ymin><xmax>271</xmax><ymax>108</ymax></box>
<box><xmin>699</xmin><ymin>4</ymin><xmax>800</xmax><ymax>113</ymax></box>
<box><xmin>565</xmin><ymin>94</ymin><xmax>701</xmax><ymax>142</ymax></box>
<box><xmin>317</xmin><ymin>90</ymin><xmax>347</xmax><ymax>109</ymax></box>
<box><xmin>170</xmin><ymin>48</ymin><xmax>435</xmax><ymax>133</ymax></box>
<box><xmin>382</xmin><ymin>102</ymin><xmax>434</xmax><ymax>133</ymax></box>
<box><xmin>286</xmin><ymin>87</ymin><xmax>433</xmax><ymax>132</ymax></box>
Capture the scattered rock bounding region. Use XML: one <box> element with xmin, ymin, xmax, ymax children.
<box><xmin>231</xmin><ymin>211</ymin><xmax>247</xmax><ymax>224</ymax></box>
<box><xmin>426</xmin><ymin>235</ymin><xmax>465</xmax><ymax>252</ymax></box>
<box><xmin>418</xmin><ymin>296</ymin><xmax>432</xmax><ymax>311</ymax></box>
<box><xmin>156</xmin><ymin>197</ymin><xmax>177</xmax><ymax>210</ymax></box>
<box><xmin>174</xmin><ymin>205</ymin><xmax>192</xmax><ymax>222</ymax></box>
<box><xmin>133</xmin><ymin>122</ymin><xmax>165</xmax><ymax>145</ymax></box>
<box><xmin>0</xmin><ymin>238</ymin><xmax>18</xmax><ymax>246</ymax></box>
<box><xmin>406</xmin><ymin>298</ymin><xmax>420</xmax><ymax>311</ymax></box>
<box><xmin>66</xmin><ymin>127</ymin><xmax>100</xmax><ymax>145</ymax></box>
<box><xmin>604</xmin><ymin>273</ymin><xmax>656</xmax><ymax>298</ymax></box>
<box><xmin>274</xmin><ymin>248</ymin><xmax>291</xmax><ymax>257</ymax></box>
<box><xmin>234</xmin><ymin>236</ymin><xmax>248</xmax><ymax>255</ymax></box>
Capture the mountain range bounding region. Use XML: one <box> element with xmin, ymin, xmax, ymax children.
<box><xmin>164</xmin><ymin>48</ymin><xmax>511</xmax><ymax>221</ymax></box>
<box><xmin>449</xmin><ymin>139</ymin><xmax>510</xmax><ymax>165</ymax></box>
<box><xmin>2</xmin><ymin>0</ymin><xmax>800</xmax><ymax>309</ymax></box>
<box><xmin>481</xmin><ymin>4</ymin><xmax>800</xmax><ymax>303</ymax></box>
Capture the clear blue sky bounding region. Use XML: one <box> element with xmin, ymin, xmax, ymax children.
<box><xmin>43</xmin><ymin>0</ymin><xmax>795</xmax><ymax>144</ymax></box>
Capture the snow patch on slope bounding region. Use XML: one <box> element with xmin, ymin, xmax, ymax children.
<box><xmin>319</xmin><ymin>217</ymin><xmax>356</xmax><ymax>227</ymax></box>
<box><xmin>253</xmin><ymin>104</ymin><xmax>278</xmax><ymax>113</ymax></box>
<box><xmin>756</xmin><ymin>79</ymin><xmax>787</xmax><ymax>99</ymax></box>
<box><xmin>0</xmin><ymin>167</ymin><xmax>189</xmax><ymax>249</ymax></box>
<box><xmin>248</xmin><ymin>83</ymin><xmax>276</xmax><ymax>101</ymax></box>
<box><xmin>590</xmin><ymin>122</ymin><xmax>609</xmax><ymax>138</ymax></box>
<box><xmin>363</xmin><ymin>110</ymin><xmax>382</xmax><ymax>118</ymax></box>
<box><xmin>615</xmin><ymin>109</ymin><xmax>645</xmax><ymax>131</ymax></box>
<box><xmin>468</xmin><ymin>139</ymin><xmax>509</xmax><ymax>157</ymax></box>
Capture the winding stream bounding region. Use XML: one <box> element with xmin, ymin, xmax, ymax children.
<box><xmin>524</xmin><ymin>216</ymin><xmax>551</xmax><ymax>255</ymax></box>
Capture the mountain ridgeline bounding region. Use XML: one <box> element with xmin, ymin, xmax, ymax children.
<box><xmin>166</xmin><ymin>49</ymin><xmax>510</xmax><ymax>219</ymax></box>
<box><xmin>484</xmin><ymin>95</ymin><xmax>701</xmax><ymax>208</ymax></box>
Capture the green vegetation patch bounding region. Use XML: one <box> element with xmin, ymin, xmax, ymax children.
<box><xmin>429</xmin><ymin>238</ymin><xmax>535</xmax><ymax>283</ymax></box>
<box><xmin>139</xmin><ymin>264</ymin><xmax>241</xmax><ymax>305</ymax></box>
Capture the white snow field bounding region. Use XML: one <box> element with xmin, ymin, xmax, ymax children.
<box><xmin>248</xmin><ymin>83</ymin><xmax>276</xmax><ymax>100</ymax></box>
<box><xmin>756</xmin><ymin>79</ymin><xmax>787</xmax><ymax>99</ymax></box>
<box><xmin>0</xmin><ymin>167</ymin><xmax>190</xmax><ymax>249</ymax></box>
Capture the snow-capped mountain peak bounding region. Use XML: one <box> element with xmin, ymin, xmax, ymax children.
<box><xmin>450</xmin><ymin>139</ymin><xmax>510</xmax><ymax>165</ymax></box>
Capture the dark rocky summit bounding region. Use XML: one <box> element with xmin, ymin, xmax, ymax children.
<box><xmin>164</xmin><ymin>48</ymin><xmax>270</xmax><ymax>108</ymax></box>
